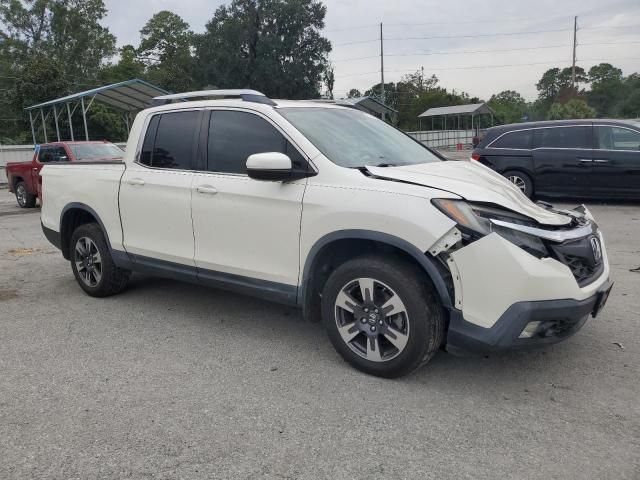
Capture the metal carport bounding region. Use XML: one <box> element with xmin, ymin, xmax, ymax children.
<box><xmin>418</xmin><ymin>102</ymin><xmax>495</xmax><ymax>132</ymax></box>
<box><xmin>24</xmin><ymin>79</ymin><xmax>169</xmax><ymax>144</ymax></box>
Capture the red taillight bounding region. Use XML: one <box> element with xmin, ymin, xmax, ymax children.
<box><xmin>470</xmin><ymin>152</ymin><xmax>481</xmax><ymax>161</ymax></box>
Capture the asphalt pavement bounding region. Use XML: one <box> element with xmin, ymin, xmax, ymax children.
<box><xmin>0</xmin><ymin>189</ymin><xmax>638</xmax><ymax>479</ymax></box>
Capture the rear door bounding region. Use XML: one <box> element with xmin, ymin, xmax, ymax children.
<box><xmin>532</xmin><ymin>125</ymin><xmax>593</xmax><ymax>196</ymax></box>
<box><xmin>592</xmin><ymin>125</ymin><xmax>640</xmax><ymax>198</ymax></box>
<box><xmin>119</xmin><ymin>109</ymin><xmax>203</xmax><ymax>265</ymax></box>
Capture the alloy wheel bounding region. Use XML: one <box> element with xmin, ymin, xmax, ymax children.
<box><xmin>507</xmin><ymin>175</ymin><xmax>527</xmax><ymax>193</ymax></box>
<box><xmin>74</xmin><ymin>237</ymin><xmax>103</xmax><ymax>287</ymax></box>
<box><xmin>16</xmin><ymin>184</ymin><xmax>27</xmax><ymax>207</ymax></box>
<box><xmin>334</xmin><ymin>277</ymin><xmax>410</xmax><ymax>362</ymax></box>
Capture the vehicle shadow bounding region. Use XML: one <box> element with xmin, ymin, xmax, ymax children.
<box><xmin>120</xmin><ymin>274</ymin><xmax>577</xmax><ymax>390</ymax></box>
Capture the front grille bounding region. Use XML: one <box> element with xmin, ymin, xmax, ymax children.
<box><xmin>562</xmin><ymin>254</ymin><xmax>601</xmax><ymax>286</ymax></box>
<box><xmin>549</xmin><ymin>235</ymin><xmax>604</xmax><ymax>287</ymax></box>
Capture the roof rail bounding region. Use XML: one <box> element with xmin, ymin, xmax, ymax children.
<box><xmin>151</xmin><ymin>89</ymin><xmax>276</xmax><ymax>107</ymax></box>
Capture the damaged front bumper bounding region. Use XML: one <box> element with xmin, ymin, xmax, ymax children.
<box><xmin>431</xmin><ymin>205</ymin><xmax>612</xmax><ymax>355</ymax></box>
<box><xmin>446</xmin><ymin>281</ymin><xmax>613</xmax><ymax>355</ymax></box>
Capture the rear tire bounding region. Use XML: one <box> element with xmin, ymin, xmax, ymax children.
<box><xmin>503</xmin><ymin>170</ymin><xmax>534</xmax><ymax>198</ymax></box>
<box><xmin>70</xmin><ymin>223</ymin><xmax>130</xmax><ymax>297</ymax></box>
<box><xmin>15</xmin><ymin>181</ymin><xmax>36</xmax><ymax>208</ymax></box>
<box><xmin>321</xmin><ymin>254</ymin><xmax>444</xmax><ymax>378</ymax></box>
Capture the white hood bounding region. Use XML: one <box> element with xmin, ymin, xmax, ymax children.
<box><xmin>366</xmin><ymin>161</ymin><xmax>572</xmax><ymax>226</ymax></box>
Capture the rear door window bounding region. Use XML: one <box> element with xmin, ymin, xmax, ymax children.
<box><xmin>535</xmin><ymin>126</ymin><xmax>591</xmax><ymax>149</ymax></box>
<box><xmin>138</xmin><ymin>111</ymin><xmax>200</xmax><ymax>169</ymax></box>
<box><xmin>139</xmin><ymin>115</ymin><xmax>160</xmax><ymax>166</ymax></box>
<box><xmin>595</xmin><ymin>126</ymin><xmax>640</xmax><ymax>151</ymax></box>
<box><xmin>490</xmin><ymin>130</ymin><xmax>533</xmax><ymax>149</ymax></box>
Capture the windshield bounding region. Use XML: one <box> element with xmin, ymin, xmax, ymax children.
<box><xmin>278</xmin><ymin>107</ymin><xmax>441</xmax><ymax>168</ymax></box>
<box><xmin>70</xmin><ymin>143</ymin><xmax>124</xmax><ymax>160</ymax></box>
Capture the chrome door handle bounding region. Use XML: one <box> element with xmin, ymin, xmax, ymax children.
<box><xmin>593</xmin><ymin>159</ymin><xmax>610</xmax><ymax>163</ymax></box>
<box><xmin>196</xmin><ymin>185</ymin><xmax>218</xmax><ymax>195</ymax></box>
<box><xmin>578</xmin><ymin>158</ymin><xmax>593</xmax><ymax>163</ymax></box>
<box><xmin>127</xmin><ymin>178</ymin><xmax>145</xmax><ymax>186</ymax></box>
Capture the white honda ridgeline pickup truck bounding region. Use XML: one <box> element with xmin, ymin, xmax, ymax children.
<box><xmin>40</xmin><ymin>89</ymin><xmax>613</xmax><ymax>378</ymax></box>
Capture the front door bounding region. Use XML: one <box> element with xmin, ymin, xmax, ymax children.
<box><xmin>532</xmin><ymin>125</ymin><xmax>593</xmax><ymax>196</ymax></box>
<box><xmin>119</xmin><ymin>110</ymin><xmax>202</xmax><ymax>265</ymax></box>
<box><xmin>191</xmin><ymin>109</ymin><xmax>307</xmax><ymax>290</ymax></box>
<box><xmin>591</xmin><ymin>125</ymin><xmax>640</xmax><ymax>198</ymax></box>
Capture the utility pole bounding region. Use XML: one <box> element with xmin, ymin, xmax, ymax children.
<box><xmin>571</xmin><ymin>16</ymin><xmax>578</xmax><ymax>92</ymax></box>
<box><xmin>380</xmin><ymin>22</ymin><xmax>385</xmax><ymax>103</ymax></box>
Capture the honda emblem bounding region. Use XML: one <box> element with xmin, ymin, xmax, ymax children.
<box><xmin>590</xmin><ymin>237</ymin><xmax>602</xmax><ymax>264</ymax></box>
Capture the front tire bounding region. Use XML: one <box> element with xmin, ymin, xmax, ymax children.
<box><xmin>321</xmin><ymin>255</ymin><xmax>444</xmax><ymax>378</ymax></box>
<box><xmin>70</xmin><ymin>223</ymin><xmax>130</xmax><ymax>297</ymax></box>
<box><xmin>15</xmin><ymin>181</ymin><xmax>36</xmax><ymax>208</ymax></box>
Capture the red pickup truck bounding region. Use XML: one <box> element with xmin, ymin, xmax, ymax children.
<box><xmin>5</xmin><ymin>141</ymin><xmax>124</xmax><ymax>208</ymax></box>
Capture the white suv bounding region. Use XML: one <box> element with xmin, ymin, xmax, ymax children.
<box><xmin>40</xmin><ymin>90</ymin><xmax>612</xmax><ymax>377</ymax></box>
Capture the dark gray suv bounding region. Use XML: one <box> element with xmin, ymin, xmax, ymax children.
<box><xmin>471</xmin><ymin>119</ymin><xmax>640</xmax><ymax>199</ymax></box>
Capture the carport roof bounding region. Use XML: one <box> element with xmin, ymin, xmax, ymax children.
<box><xmin>25</xmin><ymin>79</ymin><xmax>170</xmax><ymax>112</ymax></box>
<box><xmin>418</xmin><ymin>103</ymin><xmax>494</xmax><ymax>117</ymax></box>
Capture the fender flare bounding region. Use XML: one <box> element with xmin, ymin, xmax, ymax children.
<box><xmin>59</xmin><ymin>202</ymin><xmax>115</xmax><ymax>258</ymax></box>
<box><xmin>299</xmin><ymin>229</ymin><xmax>453</xmax><ymax>311</ymax></box>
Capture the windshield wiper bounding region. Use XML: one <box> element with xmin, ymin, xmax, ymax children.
<box><xmin>373</xmin><ymin>162</ymin><xmax>396</xmax><ymax>167</ymax></box>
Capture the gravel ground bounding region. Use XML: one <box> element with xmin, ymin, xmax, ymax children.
<box><xmin>0</xmin><ymin>190</ymin><xmax>638</xmax><ymax>479</ymax></box>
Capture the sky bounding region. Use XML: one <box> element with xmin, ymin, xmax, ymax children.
<box><xmin>103</xmin><ymin>0</ymin><xmax>640</xmax><ymax>101</ymax></box>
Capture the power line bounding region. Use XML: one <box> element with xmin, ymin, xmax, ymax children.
<box><xmin>383</xmin><ymin>15</ymin><xmax>573</xmax><ymax>27</ymax></box>
<box><xmin>333</xmin><ymin>25</ymin><xmax>640</xmax><ymax>48</ymax></box>
<box><xmin>335</xmin><ymin>56</ymin><xmax>640</xmax><ymax>78</ymax></box>
<box><xmin>580</xmin><ymin>24</ymin><xmax>640</xmax><ymax>30</ymax></box>
<box><xmin>333</xmin><ymin>27</ymin><xmax>572</xmax><ymax>47</ymax></box>
<box><xmin>325</xmin><ymin>14</ymin><xmax>577</xmax><ymax>31</ymax></box>
<box><xmin>385</xmin><ymin>28</ymin><xmax>571</xmax><ymax>42</ymax></box>
<box><xmin>332</xmin><ymin>41</ymin><xmax>640</xmax><ymax>64</ymax></box>
<box><xmin>333</xmin><ymin>44</ymin><xmax>571</xmax><ymax>63</ymax></box>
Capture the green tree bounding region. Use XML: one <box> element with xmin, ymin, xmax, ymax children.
<box><xmin>323</xmin><ymin>63</ymin><xmax>334</xmax><ymax>99</ymax></box>
<box><xmin>195</xmin><ymin>0</ymin><xmax>331</xmax><ymax>99</ymax></box>
<box><xmin>535</xmin><ymin>66</ymin><xmax>587</xmax><ymax>117</ymax></box>
<box><xmin>364</xmin><ymin>82</ymin><xmax>398</xmax><ymax>108</ymax></box>
<box><xmin>615</xmin><ymin>73</ymin><xmax>640</xmax><ymax>118</ymax></box>
<box><xmin>0</xmin><ymin>0</ymin><xmax>116</xmax><ymax>80</ymax></box>
<box><xmin>87</xmin><ymin>103</ymin><xmax>128</xmax><ymax>141</ymax></box>
<box><xmin>372</xmin><ymin>70</ymin><xmax>482</xmax><ymax>130</ymax></box>
<box><xmin>137</xmin><ymin>11</ymin><xmax>195</xmax><ymax>92</ymax></box>
<box><xmin>346</xmin><ymin>88</ymin><xmax>362</xmax><ymax>98</ymax></box>
<box><xmin>98</xmin><ymin>45</ymin><xmax>145</xmax><ymax>84</ymax></box>
<box><xmin>488</xmin><ymin>90</ymin><xmax>527</xmax><ymax>124</ymax></box>
<box><xmin>587</xmin><ymin>63</ymin><xmax>624</xmax><ymax>117</ymax></box>
<box><xmin>0</xmin><ymin>0</ymin><xmax>116</xmax><ymax>141</ymax></box>
<box><xmin>547</xmin><ymin>98</ymin><xmax>595</xmax><ymax>120</ymax></box>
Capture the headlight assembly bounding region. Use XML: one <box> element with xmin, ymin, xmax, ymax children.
<box><xmin>432</xmin><ymin>199</ymin><xmax>548</xmax><ymax>258</ymax></box>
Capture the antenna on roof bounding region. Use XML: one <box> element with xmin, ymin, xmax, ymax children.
<box><xmin>151</xmin><ymin>89</ymin><xmax>276</xmax><ymax>107</ymax></box>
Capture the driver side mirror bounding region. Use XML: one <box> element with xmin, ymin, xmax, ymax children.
<box><xmin>246</xmin><ymin>152</ymin><xmax>292</xmax><ymax>181</ymax></box>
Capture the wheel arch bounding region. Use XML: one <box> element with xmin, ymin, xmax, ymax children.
<box><xmin>299</xmin><ymin>230</ymin><xmax>453</xmax><ymax>321</ymax></box>
<box><xmin>11</xmin><ymin>175</ymin><xmax>24</xmax><ymax>189</ymax></box>
<box><xmin>59</xmin><ymin>203</ymin><xmax>113</xmax><ymax>260</ymax></box>
<box><xmin>501</xmin><ymin>166</ymin><xmax>535</xmax><ymax>181</ymax></box>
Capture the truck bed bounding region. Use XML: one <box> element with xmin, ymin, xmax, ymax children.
<box><xmin>40</xmin><ymin>162</ymin><xmax>127</xmax><ymax>251</ymax></box>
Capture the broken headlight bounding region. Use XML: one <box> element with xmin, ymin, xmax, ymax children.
<box><xmin>432</xmin><ymin>199</ymin><xmax>548</xmax><ymax>258</ymax></box>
